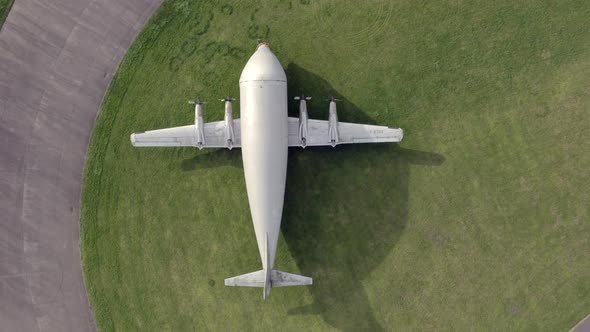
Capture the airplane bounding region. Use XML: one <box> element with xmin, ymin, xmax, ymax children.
<box><xmin>130</xmin><ymin>41</ymin><xmax>404</xmax><ymax>299</ymax></box>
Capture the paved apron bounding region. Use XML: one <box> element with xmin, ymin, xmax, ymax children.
<box><xmin>0</xmin><ymin>0</ymin><xmax>162</xmax><ymax>330</ymax></box>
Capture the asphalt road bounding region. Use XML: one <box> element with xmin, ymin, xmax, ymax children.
<box><xmin>572</xmin><ymin>314</ymin><xmax>590</xmax><ymax>332</ymax></box>
<box><xmin>0</xmin><ymin>0</ymin><xmax>162</xmax><ymax>330</ymax></box>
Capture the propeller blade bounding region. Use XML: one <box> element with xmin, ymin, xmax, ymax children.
<box><xmin>295</xmin><ymin>95</ymin><xmax>312</xmax><ymax>101</ymax></box>
<box><xmin>189</xmin><ymin>98</ymin><xmax>207</xmax><ymax>105</ymax></box>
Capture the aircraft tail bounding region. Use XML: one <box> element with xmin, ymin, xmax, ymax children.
<box><xmin>225</xmin><ymin>232</ymin><xmax>312</xmax><ymax>299</ymax></box>
<box><xmin>224</xmin><ymin>269</ymin><xmax>312</xmax><ymax>299</ymax></box>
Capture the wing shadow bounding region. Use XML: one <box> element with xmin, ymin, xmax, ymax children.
<box><xmin>181</xmin><ymin>149</ymin><xmax>242</xmax><ymax>171</ymax></box>
<box><xmin>282</xmin><ymin>63</ymin><xmax>445</xmax><ymax>331</ymax></box>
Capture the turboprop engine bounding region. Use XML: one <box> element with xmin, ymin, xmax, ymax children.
<box><xmin>220</xmin><ymin>96</ymin><xmax>236</xmax><ymax>150</ymax></box>
<box><xmin>188</xmin><ymin>97</ymin><xmax>206</xmax><ymax>149</ymax></box>
<box><xmin>326</xmin><ymin>96</ymin><xmax>340</xmax><ymax>147</ymax></box>
<box><xmin>294</xmin><ymin>95</ymin><xmax>311</xmax><ymax>148</ymax></box>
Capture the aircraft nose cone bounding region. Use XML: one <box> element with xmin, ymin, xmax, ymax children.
<box><xmin>256</xmin><ymin>41</ymin><xmax>271</xmax><ymax>50</ymax></box>
<box><xmin>240</xmin><ymin>43</ymin><xmax>286</xmax><ymax>83</ymax></box>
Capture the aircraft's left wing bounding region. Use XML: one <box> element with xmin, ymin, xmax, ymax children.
<box><xmin>287</xmin><ymin>117</ymin><xmax>403</xmax><ymax>147</ymax></box>
<box><xmin>130</xmin><ymin>120</ymin><xmax>241</xmax><ymax>148</ymax></box>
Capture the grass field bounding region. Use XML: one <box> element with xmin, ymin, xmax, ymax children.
<box><xmin>81</xmin><ymin>0</ymin><xmax>590</xmax><ymax>330</ymax></box>
<box><xmin>0</xmin><ymin>0</ymin><xmax>14</xmax><ymax>29</ymax></box>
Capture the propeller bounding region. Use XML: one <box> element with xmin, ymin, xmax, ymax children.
<box><xmin>323</xmin><ymin>95</ymin><xmax>341</xmax><ymax>102</ymax></box>
<box><xmin>294</xmin><ymin>95</ymin><xmax>312</xmax><ymax>101</ymax></box>
<box><xmin>219</xmin><ymin>96</ymin><xmax>236</xmax><ymax>102</ymax></box>
<box><xmin>188</xmin><ymin>97</ymin><xmax>207</xmax><ymax>105</ymax></box>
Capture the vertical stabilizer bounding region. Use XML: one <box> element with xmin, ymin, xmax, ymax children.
<box><xmin>263</xmin><ymin>232</ymin><xmax>271</xmax><ymax>300</ymax></box>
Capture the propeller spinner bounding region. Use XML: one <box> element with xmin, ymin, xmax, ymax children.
<box><xmin>323</xmin><ymin>95</ymin><xmax>341</xmax><ymax>102</ymax></box>
<box><xmin>219</xmin><ymin>96</ymin><xmax>236</xmax><ymax>102</ymax></box>
<box><xmin>188</xmin><ymin>97</ymin><xmax>207</xmax><ymax>105</ymax></box>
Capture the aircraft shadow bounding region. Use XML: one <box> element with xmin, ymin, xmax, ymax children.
<box><xmin>181</xmin><ymin>148</ymin><xmax>242</xmax><ymax>171</ymax></box>
<box><xmin>281</xmin><ymin>63</ymin><xmax>445</xmax><ymax>331</ymax></box>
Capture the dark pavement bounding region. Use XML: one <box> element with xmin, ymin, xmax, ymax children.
<box><xmin>0</xmin><ymin>0</ymin><xmax>162</xmax><ymax>330</ymax></box>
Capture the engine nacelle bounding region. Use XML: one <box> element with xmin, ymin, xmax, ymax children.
<box><xmin>223</xmin><ymin>97</ymin><xmax>235</xmax><ymax>149</ymax></box>
<box><xmin>189</xmin><ymin>99</ymin><xmax>206</xmax><ymax>149</ymax></box>
<box><xmin>295</xmin><ymin>96</ymin><xmax>311</xmax><ymax>148</ymax></box>
<box><xmin>328</xmin><ymin>100</ymin><xmax>339</xmax><ymax>147</ymax></box>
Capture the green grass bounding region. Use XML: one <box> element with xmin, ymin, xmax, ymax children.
<box><xmin>82</xmin><ymin>0</ymin><xmax>590</xmax><ymax>330</ymax></box>
<box><xmin>0</xmin><ymin>0</ymin><xmax>14</xmax><ymax>29</ymax></box>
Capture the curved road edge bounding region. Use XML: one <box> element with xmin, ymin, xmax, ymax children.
<box><xmin>571</xmin><ymin>314</ymin><xmax>590</xmax><ymax>332</ymax></box>
<box><xmin>0</xmin><ymin>0</ymin><xmax>162</xmax><ymax>330</ymax></box>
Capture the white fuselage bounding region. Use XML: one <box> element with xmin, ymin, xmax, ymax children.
<box><xmin>239</xmin><ymin>46</ymin><xmax>288</xmax><ymax>271</ymax></box>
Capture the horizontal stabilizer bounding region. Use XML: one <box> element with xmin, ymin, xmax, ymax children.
<box><xmin>225</xmin><ymin>270</ymin><xmax>312</xmax><ymax>288</ymax></box>
<box><xmin>225</xmin><ymin>234</ymin><xmax>311</xmax><ymax>299</ymax></box>
<box><xmin>270</xmin><ymin>270</ymin><xmax>313</xmax><ymax>287</ymax></box>
<box><xmin>224</xmin><ymin>270</ymin><xmax>266</xmax><ymax>287</ymax></box>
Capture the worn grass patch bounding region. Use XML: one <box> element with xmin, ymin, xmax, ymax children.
<box><xmin>82</xmin><ymin>0</ymin><xmax>590</xmax><ymax>330</ymax></box>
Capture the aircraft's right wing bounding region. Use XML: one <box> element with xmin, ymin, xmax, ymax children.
<box><xmin>130</xmin><ymin>120</ymin><xmax>241</xmax><ymax>148</ymax></box>
<box><xmin>287</xmin><ymin>117</ymin><xmax>403</xmax><ymax>147</ymax></box>
<box><xmin>130</xmin><ymin>124</ymin><xmax>195</xmax><ymax>147</ymax></box>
